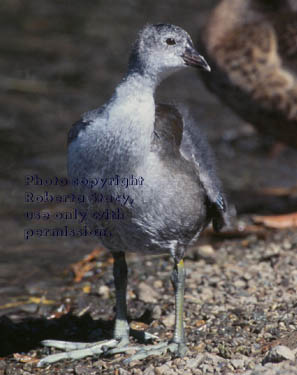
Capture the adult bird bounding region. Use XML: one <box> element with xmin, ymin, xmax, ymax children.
<box><xmin>38</xmin><ymin>23</ymin><xmax>229</xmax><ymax>366</ymax></box>
<box><xmin>199</xmin><ymin>0</ymin><xmax>297</xmax><ymax>148</ymax></box>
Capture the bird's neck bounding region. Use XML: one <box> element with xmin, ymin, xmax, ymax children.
<box><xmin>111</xmin><ymin>72</ymin><xmax>157</xmax><ymax>129</ymax></box>
<box><xmin>105</xmin><ymin>72</ymin><xmax>157</xmax><ymax>165</ymax></box>
<box><xmin>116</xmin><ymin>70</ymin><xmax>159</xmax><ymax>96</ymax></box>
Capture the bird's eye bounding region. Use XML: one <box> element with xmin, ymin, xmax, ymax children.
<box><xmin>166</xmin><ymin>38</ymin><xmax>176</xmax><ymax>46</ymax></box>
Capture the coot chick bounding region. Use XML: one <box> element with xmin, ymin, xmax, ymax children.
<box><xmin>199</xmin><ymin>0</ymin><xmax>297</xmax><ymax>148</ymax></box>
<box><xmin>38</xmin><ymin>23</ymin><xmax>229</xmax><ymax>366</ymax></box>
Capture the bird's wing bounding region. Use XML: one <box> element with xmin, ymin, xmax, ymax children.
<box><xmin>154</xmin><ymin>103</ymin><xmax>229</xmax><ymax>231</ymax></box>
<box><xmin>68</xmin><ymin>106</ymin><xmax>106</xmax><ymax>145</ymax></box>
<box><xmin>153</xmin><ymin>103</ymin><xmax>183</xmax><ymax>152</ymax></box>
<box><xmin>179</xmin><ymin>106</ymin><xmax>229</xmax><ymax>231</ymax></box>
<box><xmin>68</xmin><ymin>118</ymin><xmax>91</xmax><ymax>145</ymax></box>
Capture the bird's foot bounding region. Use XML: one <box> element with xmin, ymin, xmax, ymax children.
<box><xmin>37</xmin><ymin>330</ymin><xmax>158</xmax><ymax>367</ymax></box>
<box><xmin>116</xmin><ymin>341</ymin><xmax>187</xmax><ymax>364</ymax></box>
<box><xmin>37</xmin><ymin>338</ymin><xmax>119</xmax><ymax>366</ymax></box>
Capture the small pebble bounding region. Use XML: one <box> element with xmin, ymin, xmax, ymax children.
<box><xmin>138</xmin><ymin>282</ymin><xmax>158</xmax><ymax>304</ymax></box>
<box><xmin>231</xmin><ymin>358</ymin><xmax>245</xmax><ymax>369</ymax></box>
<box><xmin>155</xmin><ymin>364</ymin><xmax>171</xmax><ymax>375</ymax></box>
<box><xmin>262</xmin><ymin>345</ymin><xmax>295</xmax><ymax>364</ymax></box>
<box><xmin>152</xmin><ymin>305</ymin><xmax>162</xmax><ymax>320</ymax></box>
<box><xmin>187</xmin><ymin>355</ymin><xmax>204</xmax><ymax>369</ymax></box>
<box><xmin>162</xmin><ymin>313</ymin><xmax>175</xmax><ymax>328</ymax></box>
<box><xmin>143</xmin><ymin>365</ymin><xmax>155</xmax><ymax>375</ymax></box>
<box><xmin>197</xmin><ymin>245</ymin><xmax>215</xmax><ymax>257</ymax></box>
<box><xmin>98</xmin><ymin>285</ymin><xmax>110</xmax><ymax>299</ymax></box>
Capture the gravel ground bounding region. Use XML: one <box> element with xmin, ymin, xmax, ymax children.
<box><xmin>1</xmin><ymin>226</ymin><xmax>297</xmax><ymax>375</ymax></box>
<box><xmin>0</xmin><ymin>225</ymin><xmax>297</xmax><ymax>375</ymax></box>
<box><xmin>1</xmin><ymin>0</ymin><xmax>297</xmax><ymax>374</ymax></box>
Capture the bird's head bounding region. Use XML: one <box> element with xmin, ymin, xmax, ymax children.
<box><xmin>129</xmin><ymin>24</ymin><xmax>211</xmax><ymax>81</ymax></box>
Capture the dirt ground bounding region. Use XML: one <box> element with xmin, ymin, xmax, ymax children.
<box><xmin>0</xmin><ymin>0</ymin><xmax>297</xmax><ymax>374</ymax></box>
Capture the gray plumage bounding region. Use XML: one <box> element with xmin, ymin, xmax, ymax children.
<box><xmin>38</xmin><ymin>23</ymin><xmax>229</xmax><ymax>366</ymax></box>
<box><xmin>68</xmin><ymin>24</ymin><xmax>228</xmax><ymax>257</ymax></box>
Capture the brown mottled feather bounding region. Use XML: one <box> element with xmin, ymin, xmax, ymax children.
<box><xmin>275</xmin><ymin>13</ymin><xmax>297</xmax><ymax>62</ymax></box>
<box><xmin>199</xmin><ymin>0</ymin><xmax>297</xmax><ymax>147</ymax></box>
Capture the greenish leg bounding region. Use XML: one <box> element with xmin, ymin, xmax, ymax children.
<box><xmin>171</xmin><ymin>259</ymin><xmax>186</xmax><ymax>354</ymax></box>
<box><xmin>117</xmin><ymin>258</ymin><xmax>187</xmax><ymax>363</ymax></box>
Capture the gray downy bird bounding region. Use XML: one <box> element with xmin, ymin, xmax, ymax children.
<box><xmin>38</xmin><ymin>23</ymin><xmax>229</xmax><ymax>366</ymax></box>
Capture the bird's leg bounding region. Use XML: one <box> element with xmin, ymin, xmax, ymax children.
<box><xmin>171</xmin><ymin>258</ymin><xmax>187</xmax><ymax>354</ymax></box>
<box><xmin>38</xmin><ymin>254</ymin><xmax>185</xmax><ymax>366</ymax></box>
<box><xmin>113</xmin><ymin>251</ymin><xmax>129</xmax><ymax>344</ymax></box>
<box><xmin>37</xmin><ymin>252</ymin><xmax>128</xmax><ymax>366</ymax></box>
<box><xmin>38</xmin><ymin>251</ymin><xmax>157</xmax><ymax>366</ymax></box>
<box><xmin>112</xmin><ymin>257</ymin><xmax>187</xmax><ymax>364</ymax></box>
